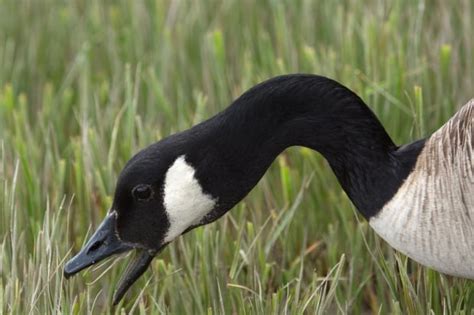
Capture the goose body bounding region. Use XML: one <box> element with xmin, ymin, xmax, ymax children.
<box><xmin>371</xmin><ymin>101</ymin><xmax>473</xmax><ymax>278</ymax></box>
<box><xmin>64</xmin><ymin>75</ymin><xmax>474</xmax><ymax>304</ymax></box>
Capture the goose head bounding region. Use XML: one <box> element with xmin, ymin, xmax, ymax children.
<box><xmin>64</xmin><ymin>134</ymin><xmax>220</xmax><ymax>304</ymax></box>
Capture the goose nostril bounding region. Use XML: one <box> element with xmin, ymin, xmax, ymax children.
<box><xmin>86</xmin><ymin>239</ymin><xmax>103</xmax><ymax>255</ymax></box>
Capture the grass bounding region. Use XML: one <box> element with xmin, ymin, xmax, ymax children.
<box><xmin>0</xmin><ymin>0</ymin><xmax>473</xmax><ymax>313</ymax></box>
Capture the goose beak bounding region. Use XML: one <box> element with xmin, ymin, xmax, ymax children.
<box><xmin>112</xmin><ymin>249</ymin><xmax>156</xmax><ymax>305</ymax></box>
<box><xmin>64</xmin><ymin>211</ymin><xmax>131</xmax><ymax>277</ymax></box>
<box><xmin>64</xmin><ymin>211</ymin><xmax>158</xmax><ymax>305</ymax></box>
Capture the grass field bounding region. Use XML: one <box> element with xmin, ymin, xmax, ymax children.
<box><xmin>0</xmin><ymin>0</ymin><xmax>473</xmax><ymax>313</ymax></box>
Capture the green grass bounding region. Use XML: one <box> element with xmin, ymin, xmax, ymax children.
<box><xmin>0</xmin><ymin>0</ymin><xmax>473</xmax><ymax>313</ymax></box>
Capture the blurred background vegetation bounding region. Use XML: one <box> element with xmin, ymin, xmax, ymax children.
<box><xmin>0</xmin><ymin>0</ymin><xmax>472</xmax><ymax>313</ymax></box>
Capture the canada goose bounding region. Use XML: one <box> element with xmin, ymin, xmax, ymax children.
<box><xmin>64</xmin><ymin>74</ymin><xmax>473</xmax><ymax>305</ymax></box>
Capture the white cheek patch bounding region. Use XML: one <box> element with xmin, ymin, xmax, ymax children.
<box><xmin>163</xmin><ymin>155</ymin><xmax>216</xmax><ymax>243</ymax></box>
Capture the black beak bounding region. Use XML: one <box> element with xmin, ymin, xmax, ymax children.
<box><xmin>112</xmin><ymin>249</ymin><xmax>156</xmax><ymax>305</ymax></box>
<box><xmin>64</xmin><ymin>212</ymin><xmax>131</xmax><ymax>277</ymax></box>
<box><xmin>64</xmin><ymin>211</ymin><xmax>158</xmax><ymax>305</ymax></box>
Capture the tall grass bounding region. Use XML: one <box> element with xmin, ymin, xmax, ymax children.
<box><xmin>0</xmin><ymin>0</ymin><xmax>473</xmax><ymax>313</ymax></box>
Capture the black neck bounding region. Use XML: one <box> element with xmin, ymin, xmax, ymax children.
<box><xmin>187</xmin><ymin>75</ymin><xmax>422</xmax><ymax>221</ymax></box>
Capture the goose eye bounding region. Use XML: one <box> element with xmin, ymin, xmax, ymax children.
<box><xmin>132</xmin><ymin>184</ymin><xmax>153</xmax><ymax>201</ymax></box>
